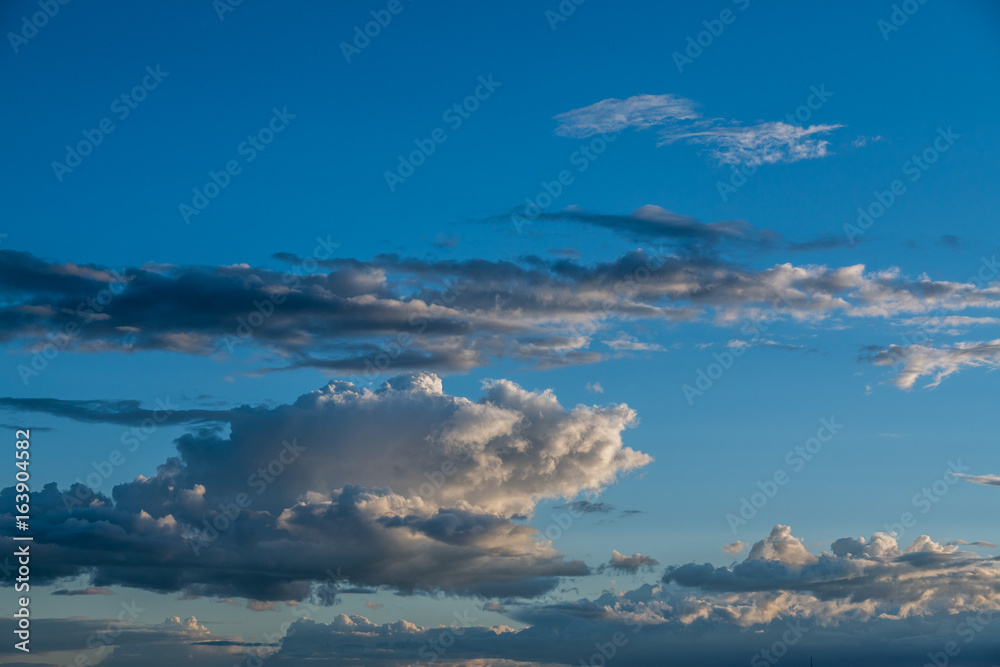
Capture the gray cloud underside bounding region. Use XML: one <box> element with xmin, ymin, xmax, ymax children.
<box><xmin>4</xmin><ymin>247</ymin><xmax>998</xmax><ymax>384</ymax></box>
<box><xmin>6</xmin><ymin>525</ymin><xmax>998</xmax><ymax>666</ymax></box>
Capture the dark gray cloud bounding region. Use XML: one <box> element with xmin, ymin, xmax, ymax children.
<box><xmin>4</xmin><ymin>247</ymin><xmax>998</xmax><ymax>384</ymax></box>
<box><xmin>601</xmin><ymin>550</ymin><xmax>659</xmax><ymax>573</ymax></box>
<box><xmin>5</xmin><ymin>525</ymin><xmax>1000</xmax><ymax>666</ymax></box>
<box><xmin>518</xmin><ymin>206</ymin><xmax>847</xmax><ymax>253</ymax></box>
<box><xmin>51</xmin><ymin>586</ymin><xmax>114</xmax><ymax>596</ymax></box>
<box><xmin>554</xmin><ymin>500</ymin><xmax>615</xmax><ymax>514</ymax></box>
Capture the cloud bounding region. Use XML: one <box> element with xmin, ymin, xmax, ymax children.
<box><xmin>585</xmin><ymin>382</ymin><xmax>604</xmax><ymax>393</ymax></box>
<box><xmin>555</xmin><ymin>94</ymin><xmax>844</xmax><ymax>166</ymax></box>
<box><xmin>525</xmin><ymin>205</ymin><xmax>842</xmax><ymax>252</ymax></box>
<box><xmin>661</xmin><ymin>525</ymin><xmax>1000</xmax><ymax>623</ymax></box>
<box><xmin>722</xmin><ymin>541</ymin><xmax>746</xmax><ymax>556</ymax></box>
<box><xmin>947</xmin><ymin>539</ymin><xmax>998</xmax><ymax>548</ymax></box>
<box><xmin>852</xmin><ymin>135</ymin><xmax>883</xmax><ymax>147</ymax></box>
<box><xmin>863</xmin><ymin>340</ymin><xmax>1000</xmax><ymax>389</ymax></box>
<box><xmin>0</xmin><ymin>614</ymin><xmax>238</xmax><ymax>667</ymax></box>
<box><xmin>661</xmin><ymin>121</ymin><xmax>844</xmax><ymax>166</ymax></box>
<box><xmin>3</xmin><ymin>248</ymin><xmax>999</xmax><ymax>384</ymax></box>
<box><xmin>553</xmin><ymin>94</ymin><xmax>700</xmax><ymax>137</ymax></box>
<box><xmin>222</xmin><ymin>519</ymin><xmax>1000</xmax><ymax>666</ymax></box>
<box><xmin>0</xmin><ymin>373</ymin><xmax>650</xmax><ymax>601</ymax></box>
<box><xmin>952</xmin><ymin>472</ymin><xmax>1000</xmax><ymax>488</ymax></box>
<box><xmin>604</xmin><ymin>550</ymin><xmax>660</xmax><ymax>573</ymax></box>
<box><xmin>604</xmin><ymin>332</ymin><xmax>664</xmax><ymax>352</ymax></box>
<box><xmin>51</xmin><ymin>586</ymin><xmax>114</xmax><ymax>596</ymax></box>
<box><xmin>554</xmin><ymin>500</ymin><xmax>615</xmax><ymax>514</ymax></box>
<box><xmin>893</xmin><ymin>315</ymin><xmax>1000</xmax><ymax>335</ymax></box>
<box><xmin>8</xmin><ymin>525</ymin><xmax>1000</xmax><ymax>666</ymax></box>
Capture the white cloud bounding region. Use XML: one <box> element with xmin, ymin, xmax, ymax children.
<box><xmin>553</xmin><ymin>94</ymin><xmax>699</xmax><ymax>138</ymax></box>
<box><xmin>865</xmin><ymin>339</ymin><xmax>1000</xmax><ymax>389</ymax></box>
<box><xmin>555</xmin><ymin>94</ymin><xmax>845</xmax><ymax>166</ymax></box>
<box><xmin>722</xmin><ymin>541</ymin><xmax>746</xmax><ymax>556</ymax></box>
<box><xmin>604</xmin><ymin>332</ymin><xmax>665</xmax><ymax>351</ymax></box>
<box><xmin>660</xmin><ymin>121</ymin><xmax>843</xmax><ymax>166</ymax></box>
<box><xmin>952</xmin><ymin>472</ymin><xmax>1000</xmax><ymax>487</ymax></box>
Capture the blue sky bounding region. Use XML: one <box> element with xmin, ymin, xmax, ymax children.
<box><xmin>2</xmin><ymin>1</ymin><xmax>1000</xmax><ymax>665</ymax></box>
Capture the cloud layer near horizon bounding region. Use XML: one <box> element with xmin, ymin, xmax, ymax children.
<box><xmin>6</xmin><ymin>525</ymin><xmax>997</xmax><ymax>667</ymax></box>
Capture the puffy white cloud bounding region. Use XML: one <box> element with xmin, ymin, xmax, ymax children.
<box><xmin>722</xmin><ymin>541</ymin><xmax>746</xmax><ymax>556</ymax></box>
<box><xmin>663</xmin><ymin>525</ymin><xmax>1000</xmax><ymax>624</ymax></box>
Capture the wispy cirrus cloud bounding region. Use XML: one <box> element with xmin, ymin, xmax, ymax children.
<box><xmin>863</xmin><ymin>339</ymin><xmax>1000</xmax><ymax>389</ymax></box>
<box><xmin>555</xmin><ymin>94</ymin><xmax>844</xmax><ymax>166</ymax></box>
<box><xmin>951</xmin><ymin>472</ymin><xmax>1000</xmax><ymax>487</ymax></box>
<box><xmin>553</xmin><ymin>94</ymin><xmax>700</xmax><ymax>137</ymax></box>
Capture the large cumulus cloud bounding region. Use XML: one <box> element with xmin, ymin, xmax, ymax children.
<box><xmin>0</xmin><ymin>373</ymin><xmax>649</xmax><ymax>600</ymax></box>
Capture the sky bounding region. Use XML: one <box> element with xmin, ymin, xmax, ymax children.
<box><xmin>1</xmin><ymin>1</ymin><xmax>1000</xmax><ymax>665</ymax></box>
